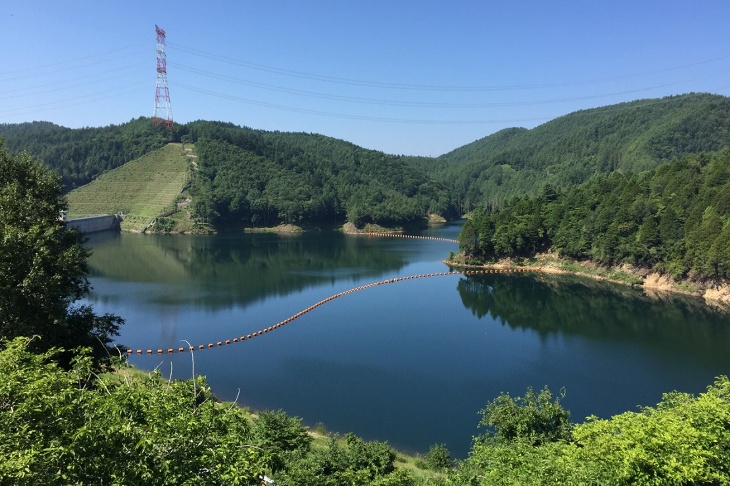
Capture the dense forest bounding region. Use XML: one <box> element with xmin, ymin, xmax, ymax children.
<box><xmin>458</xmin><ymin>149</ymin><xmax>730</xmax><ymax>281</ymax></box>
<box><xmin>184</xmin><ymin>121</ymin><xmax>456</xmax><ymax>229</ymax></box>
<box><xmin>418</xmin><ymin>93</ymin><xmax>730</xmax><ymax>213</ymax></box>
<box><xmin>0</xmin><ymin>118</ymin><xmax>171</xmax><ymax>191</ymax></box>
<box><xmin>0</xmin><ymin>119</ymin><xmax>456</xmax><ymax>228</ymax></box>
<box><xmin>4</xmin><ymin>93</ymin><xmax>730</xmax><ymax>230</ymax></box>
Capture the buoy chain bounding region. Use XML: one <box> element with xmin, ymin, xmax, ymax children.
<box><xmin>124</xmin><ymin>267</ymin><xmax>534</xmax><ymax>355</ymax></box>
<box><xmin>360</xmin><ymin>232</ymin><xmax>459</xmax><ymax>244</ymax></box>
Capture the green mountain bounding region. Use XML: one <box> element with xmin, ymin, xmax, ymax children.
<box><xmin>421</xmin><ymin>93</ymin><xmax>730</xmax><ymax>212</ymax></box>
<box><xmin>0</xmin><ymin>118</ymin><xmax>170</xmax><ymax>191</ymax></box>
<box><xmin>457</xmin><ymin>149</ymin><xmax>730</xmax><ymax>281</ymax></box>
<box><xmin>182</xmin><ymin>121</ymin><xmax>456</xmax><ymax>229</ymax></box>
<box><xmin>4</xmin><ymin>92</ymin><xmax>730</xmax><ymax>230</ymax></box>
<box><xmin>0</xmin><ymin>120</ymin><xmax>457</xmax><ymax>229</ymax></box>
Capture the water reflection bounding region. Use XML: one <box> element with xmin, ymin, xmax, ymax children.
<box><xmin>87</xmin><ymin>231</ymin><xmax>407</xmax><ymax>309</ymax></box>
<box><xmin>457</xmin><ymin>273</ymin><xmax>730</xmax><ymax>366</ymax></box>
<box><xmin>83</xmin><ymin>229</ymin><xmax>730</xmax><ymax>459</ymax></box>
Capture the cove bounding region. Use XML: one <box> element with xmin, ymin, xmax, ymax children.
<box><xmin>83</xmin><ymin>223</ymin><xmax>730</xmax><ymax>458</ymax></box>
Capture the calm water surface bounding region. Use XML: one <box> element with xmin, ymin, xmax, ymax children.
<box><xmin>84</xmin><ymin>224</ymin><xmax>730</xmax><ymax>458</ymax></box>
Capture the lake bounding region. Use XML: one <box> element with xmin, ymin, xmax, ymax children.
<box><xmin>84</xmin><ymin>224</ymin><xmax>730</xmax><ymax>458</ymax></box>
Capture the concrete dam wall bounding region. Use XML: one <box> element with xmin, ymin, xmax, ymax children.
<box><xmin>66</xmin><ymin>215</ymin><xmax>121</xmax><ymax>234</ymax></box>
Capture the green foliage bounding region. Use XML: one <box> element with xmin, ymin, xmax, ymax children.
<box><xmin>252</xmin><ymin>409</ymin><xmax>312</xmax><ymax>473</ymax></box>
<box><xmin>2</xmin><ymin>334</ymin><xmax>729</xmax><ymax>485</ymax></box>
<box><xmin>0</xmin><ymin>337</ymin><xmax>268</xmax><ymax>485</ymax></box>
<box><xmin>274</xmin><ymin>433</ymin><xmax>407</xmax><ymax>485</ymax></box>
<box><xmin>453</xmin><ymin>377</ymin><xmax>730</xmax><ymax>485</ymax></box>
<box><xmin>478</xmin><ymin>386</ymin><xmax>572</xmax><ymax>446</ymax></box>
<box><xmin>0</xmin><ymin>141</ymin><xmax>122</xmax><ymax>368</ymax></box>
<box><xmin>421</xmin><ymin>93</ymin><xmax>730</xmax><ymax>213</ymax></box>
<box><xmin>460</xmin><ymin>149</ymin><xmax>730</xmax><ymax>280</ymax></box>
<box><xmin>423</xmin><ymin>443</ymin><xmax>452</xmax><ymax>471</ymax></box>
<box><xmin>153</xmin><ymin>216</ymin><xmax>175</xmax><ymax>233</ymax></box>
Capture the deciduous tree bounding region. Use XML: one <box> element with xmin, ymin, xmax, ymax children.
<box><xmin>0</xmin><ymin>141</ymin><xmax>122</xmax><ymax>367</ymax></box>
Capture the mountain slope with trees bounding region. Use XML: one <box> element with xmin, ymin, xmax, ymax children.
<box><xmin>0</xmin><ymin>118</ymin><xmax>171</xmax><ymax>191</ymax></box>
<box><xmin>457</xmin><ymin>149</ymin><xmax>730</xmax><ymax>285</ymax></box>
<box><xmin>184</xmin><ymin>121</ymin><xmax>456</xmax><ymax>229</ymax></box>
<box><xmin>1</xmin><ymin>120</ymin><xmax>457</xmax><ymax>230</ymax></box>
<box><xmin>421</xmin><ymin>93</ymin><xmax>730</xmax><ymax>213</ymax></box>
<box><xmin>4</xmin><ymin>93</ymin><xmax>730</xmax><ymax>230</ymax></box>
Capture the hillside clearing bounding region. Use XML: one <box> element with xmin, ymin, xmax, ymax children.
<box><xmin>67</xmin><ymin>143</ymin><xmax>194</xmax><ymax>232</ymax></box>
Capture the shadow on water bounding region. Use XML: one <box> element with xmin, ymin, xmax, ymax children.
<box><xmin>86</xmin><ymin>231</ymin><xmax>407</xmax><ymax>309</ymax></box>
<box><xmin>457</xmin><ymin>272</ymin><xmax>730</xmax><ymax>366</ymax></box>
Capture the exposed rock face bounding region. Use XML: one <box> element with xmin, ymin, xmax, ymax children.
<box><xmin>704</xmin><ymin>285</ymin><xmax>730</xmax><ymax>305</ymax></box>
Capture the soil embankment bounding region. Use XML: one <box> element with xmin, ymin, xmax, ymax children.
<box><xmin>447</xmin><ymin>253</ymin><xmax>730</xmax><ymax>307</ymax></box>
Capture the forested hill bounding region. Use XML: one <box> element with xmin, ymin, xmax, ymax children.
<box><xmin>183</xmin><ymin>121</ymin><xmax>456</xmax><ymax>228</ymax></box>
<box><xmin>0</xmin><ymin>118</ymin><xmax>170</xmax><ymax>191</ymax></box>
<box><xmin>458</xmin><ymin>149</ymin><xmax>730</xmax><ymax>282</ymax></box>
<box><xmin>4</xmin><ymin>92</ymin><xmax>730</xmax><ymax>228</ymax></box>
<box><xmin>420</xmin><ymin>93</ymin><xmax>730</xmax><ymax>213</ymax></box>
<box><xmin>0</xmin><ymin>119</ymin><xmax>457</xmax><ymax>229</ymax></box>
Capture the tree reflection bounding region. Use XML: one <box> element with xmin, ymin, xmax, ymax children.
<box><xmin>456</xmin><ymin>273</ymin><xmax>730</xmax><ymax>364</ymax></box>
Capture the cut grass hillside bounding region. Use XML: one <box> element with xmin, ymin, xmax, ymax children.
<box><xmin>67</xmin><ymin>143</ymin><xmax>195</xmax><ymax>232</ymax></box>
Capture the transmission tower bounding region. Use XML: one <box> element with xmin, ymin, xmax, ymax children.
<box><xmin>152</xmin><ymin>24</ymin><xmax>173</xmax><ymax>129</ymax></box>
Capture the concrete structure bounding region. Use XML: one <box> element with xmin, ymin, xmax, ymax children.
<box><xmin>66</xmin><ymin>215</ymin><xmax>121</xmax><ymax>234</ymax></box>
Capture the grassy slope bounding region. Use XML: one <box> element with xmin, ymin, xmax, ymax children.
<box><xmin>67</xmin><ymin>143</ymin><xmax>193</xmax><ymax>232</ymax></box>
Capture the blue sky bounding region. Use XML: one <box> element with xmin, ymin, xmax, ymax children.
<box><xmin>1</xmin><ymin>1</ymin><xmax>729</xmax><ymax>156</ymax></box>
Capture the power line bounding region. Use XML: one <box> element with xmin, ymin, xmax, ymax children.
<box><xmin>169</xmin><ymin>61</ymin><xmax>728</xmax><ymax>109</ymax></box>
<box><xmin>168</xmin><ymin>42</ymin><xmax>730</xmax><ymax>92</ymax></box>
<box><xmin>0</xmin><ymin>45</ymin><xmax>147</xmax><ymax>81</ymax></box>
<box><xmin>172</xmin><ymin>81</ymin><xmax>552</xmax><ymax>125</ymax></box>
<box><xmin>0</xmin><ymin>63</ymin><xmax>147</xmax><ymax>100</ymax></box>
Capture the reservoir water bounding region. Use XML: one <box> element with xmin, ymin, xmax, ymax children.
<box><xmin>84</xmin><ymin>224</ymin><xmax>730</xmax><ymax>458</ymax></box>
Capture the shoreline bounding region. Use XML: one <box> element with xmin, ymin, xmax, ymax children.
<box><xmin>445</xmin><ymin>254</ymin><xmax>730</xmax><ymax>308</ymax></box>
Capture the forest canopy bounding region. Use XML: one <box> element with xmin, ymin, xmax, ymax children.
<box><xmin>3</xmin><ymin>93</ymin><xmax>730</xmax><ymax>230</ymax></box>
<box><xmin>0</xmin><ymin>119</ymin><xmax>457</xmax><ymax>229</ymax></box>
<box><xmin>419</xmin><ymin>93</ymin><xmax>730</xmax><ymax>213</ymax></box>
<box><xmin>458</xmin><ymin>149</ymin><xmax>730</xmax><ymax>281</ymax></box>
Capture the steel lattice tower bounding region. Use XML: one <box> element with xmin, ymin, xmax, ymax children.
<box><xmin>152</xmin><ymin>24</ymin><xmax>173</xmax><ymax>129</ymax></box>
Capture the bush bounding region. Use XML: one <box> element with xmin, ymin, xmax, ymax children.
<box><xmin>424</xmin><ymin>443</ymin><xmax>452</xmax><ymax>471</ymax></box>
<box><xmin>0</xmin><ymin>337</ymin><xmax>267</xmax><ymax>485</ymax></box>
